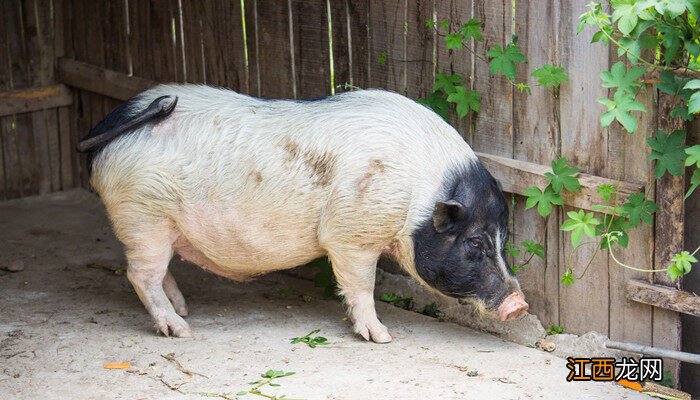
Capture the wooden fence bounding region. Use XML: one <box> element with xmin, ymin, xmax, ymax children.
<box><xmin>1</xmin><ymin>0</ymin><xmax>692</xmax><ymax>378</ymax></box>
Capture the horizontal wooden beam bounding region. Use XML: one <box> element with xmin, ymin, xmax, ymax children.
<box><xmin>627</xmin><ymin>279</ymin><xmax>700</xmax><ymax>317</ymax></box>
<box><xmin>0</xmin><ymin>84</ymin><xmax>73</xmax><ymax>116</ymax></box>
<box><xmin>477</xmin><ymin>152</ymin><xmax>644</xmax><ymax>212</ymax></box>
<box><xmin>57</xmin><ymin>58</ymin><xmax>155</xmax><ymax>101</ymax></box>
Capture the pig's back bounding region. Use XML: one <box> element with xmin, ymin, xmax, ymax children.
<box><xmin>91</xmin><ymin>85</ymin><xmax>477</xmax><ymax>273</ymax></box>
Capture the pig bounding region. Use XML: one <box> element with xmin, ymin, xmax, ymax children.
<box><xmin>80</xmin><ymin>85</ymin><xmax>528</xmax><ymax>343</ymax></box>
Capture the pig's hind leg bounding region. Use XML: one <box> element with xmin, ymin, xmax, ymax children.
<box><xmin>120</xmin><ymin>222</ymin><xmax>193</xmax><ymax>337</ymax></box>
<box><xmin>325</xmin><ymin>248</ymin><xmax>393</xmax><ymax>343</ymax></box>
<box><xmin>163</xmin><ymin>270</ymin><xmax>188</xmax><ymax>316</ymax></box>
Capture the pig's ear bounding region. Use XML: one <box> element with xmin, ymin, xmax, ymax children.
<box><xmin>433</xmin><ymin>200</ymin><xmax>466</xmax><ymax>233</ymax></box>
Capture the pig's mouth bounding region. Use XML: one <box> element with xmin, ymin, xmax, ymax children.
<box><xmin>457</xmin><ymin>291</ymin><xmax>529</xmax><ymax>322</ymax></box>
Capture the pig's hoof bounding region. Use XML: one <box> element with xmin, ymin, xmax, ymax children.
<box><xmin>354</xmin><ymin>321</ymin><xmax>393</xmax><ymax>343</ymax></box>
<box><xmin>155</xmin><ymin>315</ymin><xmax>193</xmax><ymax>338</ymax></box>
<box><xmin>175</xmin><ymin>306</ymin><xmax>189</xmax><ymax>317</ymax></box>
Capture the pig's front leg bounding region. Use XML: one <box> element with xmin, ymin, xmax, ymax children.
<box><xmin>327</xmin><ymin>249</ymin><xmax>392</xmax><ymax>343</ymax></box>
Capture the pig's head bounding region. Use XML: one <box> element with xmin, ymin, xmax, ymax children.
<box><xmin>412</xmin><ymin>162</ymin><xmax>528</xmax><ymax>322</ymax></box>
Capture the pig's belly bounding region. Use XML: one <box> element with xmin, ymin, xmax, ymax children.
<box><xmin>172</xmin><ymin>205</ymin><xmax>325</xmax><ymax>280</ymax></box>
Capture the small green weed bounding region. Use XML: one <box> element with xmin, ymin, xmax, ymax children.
<box><xmin>290</xmin><ymin>329</ymin><xmax>328</xmax><ymax>348</ymax></box>
<box><xmin>545</xmin><ymin>323</ymin><xmax>565</xmax><ymax>335</ymax></box>
<box><xmin>419</xmin><ymin>302</ymin><xmax>444</xmax><ymax>319</ymax></box>
<box><xmin>237</xmin><ymin>370</ymin><xmax>299</xmax><ymax>399</ymax></box>
<box><xmin>380</xmin><ymin>292</ymin><xmax>414</xmax><ymax>310</ymax></box>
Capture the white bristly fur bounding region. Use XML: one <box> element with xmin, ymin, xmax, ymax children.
<box><xmin>91</xmin><ymin>85</ymin><xmax>479</xmax><ymax>341</ymax></box>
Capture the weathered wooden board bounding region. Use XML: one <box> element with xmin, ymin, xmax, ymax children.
<box><xmin>605</xmin><ymin>54</ymin><xmax>654</xmax><ymax>347</ymax></box>
<box><xmin>345</xmin><ymin>0</ymin><xmax>370</xmax><ymax>89</ymax></box>
<box><xmin>627</xmin><ymin>280</ymin><xmax>700</xmax><ymax>317</ymax></box>
<box><xmin>255</xmin><ymin>0</ymin><xmax>295</xmax><ymax>98</ymax></box>
<box><xmin>405</xmin><ymin>1</ymin><xmax>433</xmax><ymax>101</ymax></box>
<box><xmin>478</xmin><ymin>152</ymin><xmax>643</xmax><ymax>212</ymax></box>
<box><xmin>472</xmin><ymin>0</ymin><xmax>512</xmax><ymax>157</ymax></box>
<box><xmin>557</xmin><ymin>0</ymin><xmax>610</xmax><ymax>336</ymax></box>
<box><xmin>58</xmin><ymin>58</ymin><xmax>155</xmax><ymax>101</ymax></box>
<box><xmin>511</xmin><ymin>0</ymin><xmax>561</xmax><ymax>327</ymax></box>
<box><xmin>652</xmin><ymin>92</ymin><xmax>686</xmax><ymax>382</ymax></box>
<box><xmin>292</xmin><ymin>0</ymin><xmax>331</xmax><ymax>97</ymax></box>
<box><xmin>0</xmin><ymin>85</ymin><xmax>72</xmax><ymax>116</ymax></box>
<box><xmin>369</xmin><ymin>0</ymin><xmax>405</xmax><ymax>93</ymax></box>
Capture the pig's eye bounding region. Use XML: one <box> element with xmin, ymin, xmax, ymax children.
<box><xmin>468</xmin><ymin>238</ymin><xmax>483</xmax><ymax>250</ymax></box>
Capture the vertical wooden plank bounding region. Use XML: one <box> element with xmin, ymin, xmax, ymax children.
<box><xmin>329</xmin><ymin>0</ymin><xmax>350</xmax><ymax>92</ymax></box>
<box><xmin>653</xmin><ymin>92</ymin><xmax>685</xmax><ymax>382</ymax></box>
<box><xmin>292</xmin><ymin>0</ymin><xmax>331</xmax><ymax>98</ymax></box>
<box><xmin>253</xmin><ymin>0</ymin><xmax>294</xmax><ymax>98</ymax></box>
<box><xmin>181</xmin><ymin>1</ymin><xmax>207</xmax><ymax>84</ymax></box>
<box><xmin>345</xmin><ymin>0</ymin><xmax>370</xmax><ymax>89</ymax></box>
<box><xmin>434</xmin><ymin>0</ymin><xmax>471</xmax><ymax>140</ymax></box>
<box><xmin>557</xmin><ymin>0</ymin><xmax>610</xmax><ymax>336</ymax></box>
<box><xmin>405</xmin><ymin>0</ymin><xmax>433</xmax><ymax>101</ymax></box>
<box><xmin>9</xmin><ymin>0</ymin><xmax>38</xmax><ymax>197</ymax></box>
<box><xmin>369</xmin><ymin>0</ymin><xmax>405</xmax><ymax>93</ymax></box>
<box><xmin>605</xmin><ymin>53</ymin><xmax>654</xmax><ymax>346</ymax></box>
<box><xmin>23</xmin><ymin>0</ymin><xmax>55</xmax><ymax>194</ymax></box>
<box><xmin>471</xmin><ymin>0</ymin><xmax>512</xmax><ymax>156</ymax></box>
<box><xmin>0</xmin><ymin>0</ymin><xmax>12</xmax><ymax>198</ymax></box>
<box><xmin>128</xmin><ymin>0</ymin><xmax>155</xmax><ymax>80</ymax></box>
<box><xmin>54</xmin><ymin>0</ymin><xmax>74</xmax><ymax>190</ymax></box>
<box><xmin>201</xmin><ymin>0</ymin><xmax>246</xmax><ymax>90</ymax></box>
<box><xmin>244</xmin><ymin>0</ymin><xmax>260</xmax><ymax>96</ymax></box>
<box><xmin>511</xmin><ymin>0</ymin><xmax>561</xmax><ymax>327</ymax></box>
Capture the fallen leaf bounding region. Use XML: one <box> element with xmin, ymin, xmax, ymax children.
<box><xmin>618</xmin><ymin>379</ymin><xmax>643</xmax><ymax>391</ymax></box>
<box><xmin>104</xmin><ymin>362</ymin><xmax>131</xmax><ymax>369</ymax></box>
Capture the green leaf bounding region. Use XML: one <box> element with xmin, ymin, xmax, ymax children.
<box><xmin>524</xmin><ymin>186</ymin><xmax>564</xmax><ymax>218</ymax></box>
<box><xmin>561</xmin><ymin>210</ymin><xmax>600</xmax><ymax>247</ymax></box>
<box><xmin>671</xmin><ymin>106</ymin><xmax>694</xmax><ymax>121</ymax></box>
<box><xmin>418</xmin><ymin>90</ymin><xmax>450</xmax><ymax>120</ymax></box>
<box><xmin>545</xmin><ymin>157</ymin><xmax>581</xmax><ymax>193</ymax></box>
<box><xmin>521</xmin><ymin>240</ymin><xmax>545</xmax><ymax>260</ymax></box>
<box><xmin>657</xmin><ymin>71</ymin><xmax>691</xmax><ymax>96</ymax></box>
<box><xmin>561</xmin><ymin>268</ymin><xmax>575</xmax><ymax>287</ymax></box>
<box><xmin>433</xmin><ymin>73</ymin><xmax>462</xmax><ymax>94</ymax></box>
<box><xmin>688</xmin><ymin>92</ymin><xmax>700</xmax><ymax>114</ymax></box>
<box><xmin>426</xmin><ymin>19</ymin><xmax>437</xmax><ymax>29</ymax></box>
<box><xmin>505</xmin><ymin>241</ymin><xmax>521</xmax><ymax>258</ymax></box>
<box><xmin>599</xmin><ymin>90</ymin><xmax>646</xmax><ymax>133</ymax></box>
<box><xmin>516</xmin><ymin>82</ymin><xmax>532</xmax><ymax>94</ymax></box>
<box><xmin>378</xmin><ymin>51</ymin><xmax>388</xmax><ymax>65</ymax></box>
<box><xmin>531</xmin><ymin>64</ymin><xmax>570</xmax><ymax>88</ymax></box>
<box><xmin>446</xmin><ymin>86</ymin><xmax>481</xmax><ymax>117</ymax></box>
<box><xmin>620</xmin><ymin>192</ymin><xmax>658</xmax><ymax>227</ymax></box>
<box><xmin>617</xmin><ymin>34</ymin><xmax>658</xmax><ymax>64</ymax></box>
<box><xmin>610</xmin><ymin>0</ymin><xmax>639</xmax><ymax>35</ymax></box>
<box><xmin>237</xmin><ymin>391</ymin><xmax>249</xmax><ymax>396</ymax></box>
<box><xmin>445</xmin><ymin>32</ymin><xmax>465</xmax><ymax>50</ymax></box>
<box><xmin>666</xmin><ymin>251</ymin><xmax>698</xmax><ymax>281</ymax></box>
<box><xmin>597</xmin><ymin>216</ymin><xmax>630</xmax><ymax>249</ymax></box>
<box><xmin>686</xmin><ymin>168</ymin><xmax>700</xmax><ymax>199</ymax></box>
<box><xmin>647</xmin><ymin>130</ymin><xmax>688</xmax><ymax>178</ymax></box>
<box><xmin>596</xmin><ymin>184</ymin><xmax>618</xmax><ymax>202</ymax></box>
<box><xmin>658</xmin><ymin>23</ymin><xmax>682</xmax><ymax>66</ymax></box>
<box><xmin>652</xmin><ymin>0</ymin><xmax>687</xmax><ymax>18</ymax></box>
<box><xmin>487</xmin><ymin>43</ymin><xmax>526</xmax><ymax>80</ymax></box>
<box><xmin>600</xmin><ymin>62</ymin><xmax>646</xmax><ymax>94</ymax></box>
<box><xmin>686</xmin><ymin>145</ymin><xmax>700</xmax><ymax>167</ymax></box>
<box><xmin>687</xmin><ymin>0</ymin><xmax>700</xmax><ymax>20</ymax></box>
<box><xmin>459</xmin><ymin>19</ymin><xmax>483</xmax><ymax>41</ymax></box>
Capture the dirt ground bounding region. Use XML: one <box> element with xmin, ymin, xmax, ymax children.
<box><xmin>0</xmin><ymin>189</ymin><xmax>648</xmax><ymax>399</ymax></box>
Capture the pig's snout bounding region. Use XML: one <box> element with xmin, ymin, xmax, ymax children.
<box><xmin>497</xmin><ymin>291</ymin><xmax>528</xmax><ymax>321</ymax></box>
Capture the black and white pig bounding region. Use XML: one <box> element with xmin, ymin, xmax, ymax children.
<box><xmin>80</xmin><ymin>85</ymin><xmax>528</xmax><ymax>343</ymax></box>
